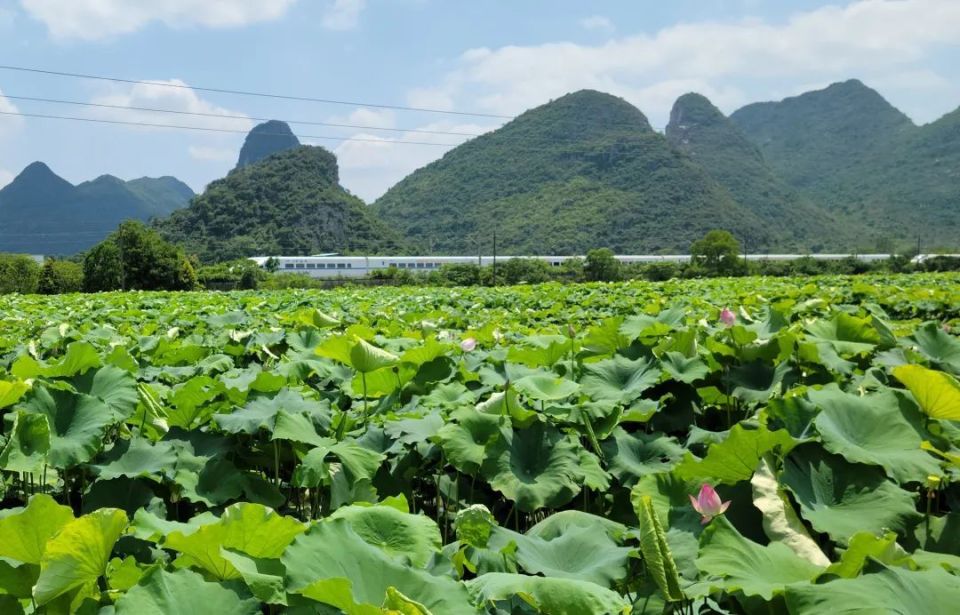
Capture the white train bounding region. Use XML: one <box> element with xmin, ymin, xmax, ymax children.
<box><xmin>248</xmin><ymin>253</ymin><xmax>914</xmax><ymax>279</ymax></box>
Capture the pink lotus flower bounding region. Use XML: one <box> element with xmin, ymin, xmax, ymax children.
<box><xmin>460</xmin><ymin>337</ymin><xmax>477</xmax><ymax>352</ymax></box>
<box><xmin>689</xmin><ymin>484</ymin><xmax>730</xmax><ymax>524</ymax></box>
<box><xmin>720</xmin><ymin>307</ymin><xmax>736</xmax><ymax>327</ymax></box>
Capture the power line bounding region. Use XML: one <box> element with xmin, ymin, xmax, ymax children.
<box><xmin>0</xmin><ymin>110</ymin><xmax>463</xmax><ymax>147</ymax></box>
<box><xmin>0</xmin><ymin>64</ymin><xmax>513</xmax><ymax>119</ymax></box>
<box><xmin>2</xmin><ymin>94</ymin><xmax>490</xmax><ymax>138</ymax></box>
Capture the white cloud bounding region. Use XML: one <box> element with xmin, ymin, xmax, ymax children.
<box><xmin>322</xmin><ymin>0</ymin><xmax>366</xmax><ymax>30</ymax></box>
<box><xmin>0</xmin><ymin>168</ymin><xmax>13</xmax><ymax>189</ymax></box>
<box><xmin>87</xmin><ymin>80</ymin><xmax>254</xmax><ymax>133</ymax></box>
<box><xmin>20</xmin><ymin>0</ymin><xmax>297</xmax><ymax>40</ymax></box>
<box><xmin>0</xmin><ymin>88</ymin><xmax>24</xmax><ymax>136</ymax></box>
<box><xmin>580</xmin><ymin>15</ymin><xmax>614</xmax><ymax>32</ymax></box>
<box><xmin>416</xmin><ymin>0</ymin><xmax>960</xmax><ymax>125</ymax></box>
<box><xmin>188</xmin><ymin>145</ymin><xmax>236</xmax><ymax>162</ymax></box>
<box><xmin>329</xmin><ymin>107</ymin><xmax>397</xmax><ymax>130</ymax></box>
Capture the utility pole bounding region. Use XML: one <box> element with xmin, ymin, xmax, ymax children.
<box><xmin>492</xmin><ymin>231</ymin><xmax>497</xmax><ymax>286</ymax></box>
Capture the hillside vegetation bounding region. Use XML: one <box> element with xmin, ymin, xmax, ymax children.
<box><xmin>373</xmin><ymin>90</ymin><xmax>780</xmax><ymax>254</ymax></box>
<box><xmin>155</xmin><ymin>145</ymin><xmax>408</xmax><ymax>261</ymax></box>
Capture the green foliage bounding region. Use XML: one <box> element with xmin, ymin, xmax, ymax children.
<box><xmin>732</xmin><ymin>79</ymin><xmax>960</xmax><ymax>250</ymax></box>
<box><xmin>155</xmin><ymin>146</ymin><xmax>408</xmax><ymax>262</ymax></box>
<box><xmin>0</xmin><ymin>253</ymin><xmax>41</xmax><ymax>294</ymax></box>
<box><xmin>373</xmin><ymin>90</ymin><xmax>777</xmax><ymax>254</ymax></box>
<box><xmin>84</xmin><ymin>220</ymin><xmax>198</xmax><ymax>292</ymax></box>
<box><xmin>690</xmin><ymin>229</ymin><xmax>745</xmax><ymax>276</ymax></box>
<box><xmin>0</xmin><ymin>273</ymin><xmax>957</xmax><ymax>611</ymax></box>
<box><xmin>584</xmin><ymin>248</ymin><xmax>621</xmax><ymax>281</ymax></box>
<box><xmin>37</xmin><ymin>259</ymin><xmax>84</xmax><ymax>294</ymax></box>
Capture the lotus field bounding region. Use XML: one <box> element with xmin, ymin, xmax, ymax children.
<box><xmin>2</xmin><ymin>273</ymin><xmax>960</xmax><ymax>614</ymax></box>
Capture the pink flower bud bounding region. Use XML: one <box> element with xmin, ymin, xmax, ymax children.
<box><xmin>689</xmin><ymin>484</ymin><xmax>731</xmax><ymax>524</ymax></box>
<box><xmin>720</xmin><ymin>308</ymin><xmax>736</xmax><ymax>327</ymax></box>
<box><xmin>460</xmin><ymin>337</ymin><xmax>477</xmax><ymax>352</ymax></box>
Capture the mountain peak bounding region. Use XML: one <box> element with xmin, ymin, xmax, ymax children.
<box><xmin>0</xmin><ymin>161</ymin><xmax>76</xmax><ymax>203</ymax></box>
<box><xmin>668</xmin><ymin>93</ymin><xmax>727</xmax><ymax>131</ymax></box>
<box><xmin>236</xmin><ymin>120</ymin><xmax>301</xmax><ymax>169</ymax></box>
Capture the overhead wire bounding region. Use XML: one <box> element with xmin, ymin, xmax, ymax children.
<box><xmin>0</xmin><ymin>94</ymin><xmax>489</xmax><ymax>138</ymax></box>
<box><xmin>0</xmin><ymin>64</ymin><xmax>513</xmax><ymax>119</ymax></box>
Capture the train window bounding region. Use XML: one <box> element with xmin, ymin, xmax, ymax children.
<box><xmin>434</xmin><ymin>263</ymin><xmax>441</xmax><ymax>268</ymax></box>
<box><xmin>416</xmin><ymin>263</ymin><xmax>425</xmax><ymax>269</ymax></box>
<box><xmin>327</xmin><ymin>264</ymin><xmax>336</xmax><ymax>269</ymax></box>
<box><xmin>347</xmin><ymin>263</ymin><xmax>352</xmax><ymax>268</ymax></box>
<box><xmin>337</xmin><ymin>263</ymin><xmax>346</xmax><ymax>269</ymax></box>
<box><xmin>306</xmin><ymin>263</ymin><xmax>316</xmax><ymax>269</ymax></box>
<box><xmin>389</xmin><ymin>263</ymin><xmax>397</xmax><ymax>268</ymax></box>
<box><xmin>284</xmin><ymin>263</ymin><xmax>294</xmax><ymax>269</ymax></box>
<box><xmin>295</xmin><ymin>263</ymin><xmax>305</xmax><ymax>269</ymax></box>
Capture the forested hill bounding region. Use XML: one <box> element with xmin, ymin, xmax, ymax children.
<box><xmin>155</xmin><ymin>145</ymin><xmax>409</xmax><ymax>261</ymax></box>
<box><xmin>731</xmin><ymin>80</ymin><xmax>960</xmax><ymax>249</ymax></box>
<box><xmin>372</xmin><ymin>90</ymin><xmax>779</xmax><ymax>255</ymax></box>
<box><xmin>0</xmin><ymin>162</ymin><xmax>193</xmax><ymax>255</ymax></box>
<box><xmin>665</xmin><ymin>93</ymin><xmax>855</xmax><ymax>252</ymax></box>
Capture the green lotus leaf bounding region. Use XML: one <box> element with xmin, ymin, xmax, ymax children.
<box><xmin>826</xmin><ymin>531</ymin><xmax>912</xmax><ymax>578</ymax></box>
<box><xmin>106</xmin><ymin>556</ymin><xmax>146</xmax><ymax>592</ymax></box>
<box><xmin>805</xmin><ymin>312</ymin><xmax>889</xmax><ymax>355</ymax></box>
<box><xmin>0</xmin><ymin>379</ymin><xmax>29</xmax><ymax>409</ymax></box>
<box><xmin>910</xmin><ymin>321</ymin><xmax>960</xmax><ymax>374</ymax></box>
<box><xmin>512</xmin><ymin>374</ymin><xmax>580</xmax><ymax>401</ymax></box>
<box><xmin>70</xmin><ymin>365</ymin><xmax>139</xmax><ymax>420</ymax></box>
<box><xmin>293</xmin><ymin>439</ymin><xmax>384</xmax><ymax>488</ymax></box>
<box><xmin>525</xmin><ymin>510</ymin><xmax>626</xmax><ymax>542</ymax></box>
<box><xmin>726</xmin><ymin>360</ymin><xmax>791</xmax><ymax>404</ymax></box>
<box><xmin>91</xmin><ymin>437</ymin><xmax>178</xmax><ymax>482</ymax></box>
<box><xmin>455</xmin><ymin>504</ymin><xmax>497</xmax><ymax>549</ymax></box>
<box><xmin>20</xmin><ymin>386</ymin><xmax>114</xmax><ymax>468</ymax></box>
<box><xmin>581</xmin><ymin>355</ymin><xmax>660</xmax><ymax>404</ymax></box>
<box><xmin>0</xmin><ymin>410</ymin><xmax>50</xmax><ymax>474</ymax></box>
<box><xmin>0</xmin><ymin>559</ymin><xmax>37</xmax><ymax>599</ymax></box>
<box><xmin>696</xmin><ymin>517</ymin><xmax>823</xmax><ymax>600</ymax></box>
<box><xmin>214</xmin><ymin>388</ymin><xmax>327</xmax><ymax>435</ymax></box>
<box><xmin>467</xmin><ymin>572</ymin><xmax>630</xmax><ymax>615</ymax></box>
<box><xmin>33</xmin><ymin>508</ymin><xmax>128</xmax><ymax>607</ymax></box>
<box><xmin>0</xmin><ymin>494</ymin><xmax>74</xmax><ymax>564</ymax></box>
<box><xmin>780</xmin><ymin>444</ymin><xmax>920</xmax><ymax>543</ymax></box>
<box><xmin>660</xmin><ymin>351</ymin><xmax>709</xmax><ymax>384</ymax></box>
<box><xmin>220</xmin><ymin>549</ymin><xmax>288</xmax><ymax>605</ymax></box>
<box><xmin>165</xmin><ymin>503</ymin><xmax>305</xmax><ymax>580</ymax></box>
<box><xmin>329</xmin><ymin>504</ymin><xmax>441</xmax><ymax>568</ymax></box>
<box><xmin>271</xmin><ymin>409</ymin><xmax>331</xmax><ymax>446</ymax></box>
<box><xmin>601</xmin><ymin>428</ymin><xmax>685</xmax><ymax>486</ymax></box>
<box><xmin>114</xmin><ymin>567</ymin><xmax>260</xmax><ymax>615</ymax></box>
<box><xmin>507</xmin><ymin>335</ymin><xmax>570</xmax><ymax>368</ymax></box>
<box><xmin>129</xmin><ymin>507</ymin><xmax>219</xmax><ymax>542</ymax></box>
<box><xmin>483</xmin><ymin>422</ymin><xmax>581</xmax><ymax>512</ymax></box>
<box><xmin>13</xmin><ymin>341</ymin><xmax>101</xmax><ymax>379</ymax></box>
<box><xmin>494</xmin><ymin>523</ymin><xmax>631</xmax><ymax>587</ymax></box>
<box><xmin>676</xmin><ymin>423</ymin><xmax>795</xmax><ymax>485</ymax></box>
<box><xmin>620</xmin><ymin>307</ymin><xmax>686</xmax><ymax>340</ymax></box>
<box><xmin>350</xmin><ymin>338</ymin><xmax>399</xmax><ymax>374</ymax></box>
<box><xmin>809</xmin><ymin>387</ymin><xmax>940</xmax><ymax>483</ymax></box>
<box><xmin>893</xmin><ymin>364</ymin><xmax>960</xmax><ymax>421</ymax></box>
<box><xmin>283</xmin><ymin>518</ymin><xmax>474</xmax><ymax>614</ymax></box>
<box><xmin>435</xmin><ymin>407</ymin><xmax>505</xmax><ymax>474</ymax></box>
<box><xmin>784</xmin><ymin>565</ymin><xmax>960</xmax><ymax>614</ymax></box>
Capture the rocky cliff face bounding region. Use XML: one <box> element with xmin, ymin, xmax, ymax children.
<box><xmin>235</xmin><ymin>120</ymin><xmax>301</xmax><ymax>169</ymax></box>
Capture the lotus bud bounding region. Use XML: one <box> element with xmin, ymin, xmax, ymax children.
<box><xmin>689</xmin><ymin>484</ymin><xmax>730</xmax><ymax>524</ymax></box>
<box><xmin>720</xmin><ymin>307</ymin><xmax>736</xmax><ymax>327</ymax></box>
<box><xmin>460</xmin><ymin>337</ymin><xmax>477</xmax><ymax>352</ymax></box>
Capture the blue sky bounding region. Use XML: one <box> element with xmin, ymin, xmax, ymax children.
<box><xmin>1</xmin><ymin>0</ymin><xmax>959</xmax><ymax>201</ymax></box>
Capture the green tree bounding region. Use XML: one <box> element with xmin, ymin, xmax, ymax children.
<box><xmin>584</xmin><ymin>248</ymin><xmax>621</xmax><ymax>282</ymax></box>
<box><xmin>37</xmin><ymin>259</ymin><xmax>84</xmax><ymax>294</ymax></box>
<box><xmin>500</xmin><ymin>258</ymin><xmax>553</xmax><ymax>285</ymax></box>
<box><xmin>84</xmin><ymin>221</ymin><xmax>198</xmax><ymax>292</ymax></box>
<box><xmin>0</xmin><ymin>254</ymin><xmax>42</xmax><ymax>294</ymax></box>
<box><xmin>690</xmin><ymin>230</ymin><xmax>744</xmax><ymax>276</ymax></box>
